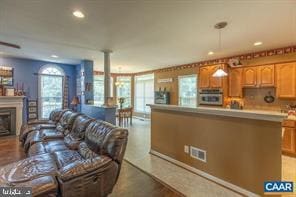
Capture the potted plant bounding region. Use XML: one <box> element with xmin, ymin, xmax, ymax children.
<box><xmin>118</xmin><ymin>97</ymin><xmax>125</xmax><ymax>109</ymax></box>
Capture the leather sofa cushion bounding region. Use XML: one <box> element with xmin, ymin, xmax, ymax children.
<box><xmin>0</xmin><ymin>154</ymin><xmax>57</xmax><ymax>184</ymax></box>
<box><xmin>52</xmin><ymin>150</ymin><xmax>83</xmax><ymax>169</ymax></box>
<box><xmin>24</xmin><ymin>129</ymin><xmax>64</xmax><ymax>152</ymax></box>
<box><xmin>28</xmin><ymin>140</ymin><xmax>68</xmax><ymax>157</ymax></box>
<box><xmin>57</xmin><ymin>156</ymin><xmax>112</xmax><ymax>181</ymax></box>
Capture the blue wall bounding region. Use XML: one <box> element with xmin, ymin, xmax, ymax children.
<box><xmin>0</xmin><ymin>56</ymin><xmax>78</xmax><ymax>120</ymax></box>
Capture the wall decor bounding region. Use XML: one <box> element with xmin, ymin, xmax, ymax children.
<box><xmin>5</xmin><ymin>88</ymin><xmax>15</xmax><ymax>96</ymax></box>
<box><xmin>0</xmin><ymin>66</ymin><xmax>13</xmax><ymax>86</ymax></box>
<box><xmin>157</xmin><ymin>78</ymin><xmax>173</xmax><ymax>83</ymax></box>
<box><xmin>28</xmin><ymin>101</ymin><xmax>37</xmax><ymax>107</ymax></box>
<box><xmin>27</xmin><ymin>100</ymin><xmax>38</xmax><ymax>121</ymax></box>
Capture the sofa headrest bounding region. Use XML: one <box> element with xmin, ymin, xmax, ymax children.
<box><xmin>49</xmin><ymin>109</ymin><xmax>70</xmax><ymax>122</ymax></box>
<box><xmin>56</xmin><ymin>111</ymin><xmax>81</xmax><ymax>134</ymax></box>
<box><xmin>83</xmin><ymin>120</ymin><xmax>128</xmax><ymax>163</ymax></box>
<box><xmin>70</xmin><ymin>115</ymin><xmax>94</xmax><ymax>138</ymax></box>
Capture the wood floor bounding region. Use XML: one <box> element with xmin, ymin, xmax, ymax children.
<box><xmin>0</xmin><ymin>136</ymin><xmax>181</xmax><ymax>197</ymax></box>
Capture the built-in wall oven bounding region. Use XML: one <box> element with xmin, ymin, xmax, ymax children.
<box><xmin>199</xmin><ymin>89</ymin><xmax>223</xmax><ymax>106</ymax></box>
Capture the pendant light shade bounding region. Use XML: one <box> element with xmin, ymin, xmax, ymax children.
<box><xmin>212</xmin><ymin>68</ymin><xmax>228</xmax><ymax>77</ymax></box>
<box><xmin>211</xmin><ymin>22</ymin><xmax>229</xmax><ymax>77</ymax></box>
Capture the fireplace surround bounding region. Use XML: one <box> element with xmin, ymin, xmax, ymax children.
<box><xmin>0</xmin><ymin>96</ymin><xmax>24</xmax><ymax>136</ymax></box>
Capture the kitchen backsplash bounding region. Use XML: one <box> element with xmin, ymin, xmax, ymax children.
<box><xmin>242</xmin><ymin>87</ymin><xmax>296</xmax><ymax>111</ymax></box>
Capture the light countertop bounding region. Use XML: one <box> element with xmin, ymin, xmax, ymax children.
<box><xmin>148</xmin><ymin>104</ymin><xmax>287</xmax><ymax>122</ymax></box>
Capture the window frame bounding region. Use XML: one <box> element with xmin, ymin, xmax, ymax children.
<box><xmin>93</xmin><ymin>75</ymin><xmax>114</xmax><ymax>106</ymax></box>
<box><xmin>38</xmin><ymin>64</ymin><xmax>65</xmax><ymax>119</ymax></box>
<box><xmin>134</xmin><ymin>73</ymin><xmax>154</xmax><ymax>113</ymax></box>
<box><xmin>178</xmin><ymin>74</ymin><xmax>197</xmax><ymax>107</ymax></box>
<box><xmin>116</xmin><ymin>76</ymin><xmax>132</xmax><ymax>107</ymax></box>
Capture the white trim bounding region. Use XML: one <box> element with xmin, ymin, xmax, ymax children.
<box><xmin>39</xmin><ymin>64</ymin><xmax>65</xmax><ymax>76</ymax></box>
<box><xmin>150</xmin><ymin>149</ymin><xmax>259</xmax><ymax>197</ymax></box>
<box><xmin>0</xmin><ymin>96</ymin><xmax>25</xmax><ymax>136</ymax></box>
<box><xmin>38</xmin><ymin>65</ymin><xmax>65</xmax><ymax>119</ymax></box>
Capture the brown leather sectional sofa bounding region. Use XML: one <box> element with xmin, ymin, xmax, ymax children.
<box><xmin>0</xmin><ymin>109</ymin><xmax>128</xmax><ymax>197</ymax></box>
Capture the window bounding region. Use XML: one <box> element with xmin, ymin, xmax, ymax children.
<box><xmin>93</xmin><ymin>75</ymin><xmax>113</xmax><ymax>106</ymax></box>
<box><xmin>178</xmin><ymin>75</ymin><xmax>197</xmax><ymax>107</ymax></box>
<box><xmin>116</xmin><ymin>76</ymin><xmax>132</xmax><ymax>108</ymax></box>
<box><xmin>134</xmin><ymin>74</ymin><xmax>154</xmax><ymax>113</ymax></box>
<box><xmin>38</xmin><ymin>65</ymin><xmax>64</xmax><ymax>119</ymax></box>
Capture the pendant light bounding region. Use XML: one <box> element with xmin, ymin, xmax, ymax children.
<box><xmin>115</xmin><ymin>67</ymin><xmax>124</xmax><ymax>87</ymax></box>
<box><xmin>212</xmin><ymin>22</ymin><xmax>228</xmax><ymax>77</ymax></box>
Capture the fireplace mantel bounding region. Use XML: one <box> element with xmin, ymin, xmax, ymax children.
<box><xmin>0</xmin><ymin>96</ymin><xmax>25</xmax><ymax>136</ymax></box>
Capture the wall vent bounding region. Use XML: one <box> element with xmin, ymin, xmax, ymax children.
<box><xmin>190</xmin><ymin>146</ymin><xmax>207</xmax><ymax>163</ymax></box>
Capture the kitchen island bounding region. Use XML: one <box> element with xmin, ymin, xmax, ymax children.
<box><xmin>148</xmin><ymin>104</ymin><xmax>286</xmax><ymax>196</ymax></box>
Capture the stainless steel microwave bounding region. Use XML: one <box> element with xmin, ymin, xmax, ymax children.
<box><xmin>199</xmin><ymin>89</ymin><xmax>223</xmax><ymax>106</ymax></box>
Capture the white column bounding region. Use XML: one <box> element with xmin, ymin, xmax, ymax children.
<box><xmin>102</xmin><ymin>50</ymin><xmax>112</xmax><ymax>105</ymax></box>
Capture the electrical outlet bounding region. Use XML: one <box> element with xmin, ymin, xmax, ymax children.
<box><xmin>184</xmin><ymin>145</ymin><xmax>189</xmax><ymax>154</ymax></box>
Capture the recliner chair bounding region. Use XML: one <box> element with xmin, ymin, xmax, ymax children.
<box><xmin>0</xmin><ymin>120</ymin><xmax>128</xmax><ymax>197</ymax></box>
<box><xmin>19</xmin><ymin>109</ymin><xmax>69</xmax><ymax>143</ymax></box>
<box><xmin>28</xmin><ymin>115</ymin><xmax>94</xmax><ymax>156</ymax></box>
<box><xmin>23</xmin><ymin>111</ymin><xmax>80</xmax><ymax>152</ymax></box>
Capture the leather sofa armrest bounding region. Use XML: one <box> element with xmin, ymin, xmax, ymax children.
<box><xmin>57</xmin><ymin>156</ymin><xmax>112</xmax><ymax>181</ymax></box>
<box><xmin>27</xmin><ymin>119</ymin><xmax>51</xmax><ymax>125</ymax></box>
<box><xmin>42</xmin><ymin>132</ymin><xmax>64</xmax><ymax>140</ymax></box>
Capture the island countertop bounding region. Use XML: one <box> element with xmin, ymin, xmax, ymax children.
<box><xmin>148</xmin><ymin>104</ymin><xmax>287</xmax><ymax>122</ymax></box>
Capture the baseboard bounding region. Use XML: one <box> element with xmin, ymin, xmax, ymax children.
<box><xmin>150</xmin><ymin>149</ymin><xmax>260</xmax><ymax>197</ymax></box>
<box><xmin>132</xmin><ymin>116</ymin><xmax>150</xmax><ymax>121</ymax></box>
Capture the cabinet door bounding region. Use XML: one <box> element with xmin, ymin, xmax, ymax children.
<box><xmin>210</xmin><ymin>65</ymin><xmax>223</xmax><ymax>88</ymax></box>
<box><xmin>258</xmin><ymin>65</ymin><xmax>274</xmax><ymax>87</ymax></box>
<box><xmin>229</xmin><ymin>68</ymin><xmax>242</xmax><ymax>97</ymax></box>
<box><xmin>242</xmin><ymin>67</ymin><xmax>257</xmax><ymax>87</ymax></box>
<box><xmin>199</xmin><ymin>66</ymin><xmax>210</xmax><ymax>88</ymax></box>
<box><xmin>282</xmin><ymin>127</ymin><xmax>296</xmax><ymax>154</ymax></box>
<box><xmin>276</xmin><ymin>63</ymin><xmax>296</xmax><ymax>98</ymax></box>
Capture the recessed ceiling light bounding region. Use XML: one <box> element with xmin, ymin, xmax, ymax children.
<box><xmin>254</xmin><ymin>41</ymin><xmax>263</xmax><ymax>46</ymax></box>
<box><xmin>208</xmin><ymin>51</ymin><xmax>214</xmax><ymax>55</ymax></box>
<box><xmin>73</xmin><ymin>10</ymin><xmax>85</xmax><ymax>18</ymax></box>
<box><xmin>51</xmin><ymin>55</ymin><xmax>58</xmax><ymax>58</ymax></box>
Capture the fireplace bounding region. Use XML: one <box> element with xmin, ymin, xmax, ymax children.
<box><xmin>0</xmin><ymin>108</ymin><xmax>16</xmax><ymax>136</ymax></box>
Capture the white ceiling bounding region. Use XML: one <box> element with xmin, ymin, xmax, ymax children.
<box><xmin>0</xmin><ymin>0</ymin><xmax>296</xmax><ymax>73</ymax></box>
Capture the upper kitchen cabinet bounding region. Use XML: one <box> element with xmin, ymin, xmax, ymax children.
<box><xmin>242</xmin><ymin>67</ymin><xmax>257</xmax><ymax>87</ymax></box>
<box><xmin>199</xmin><ymin>65</ymin><xmax>224</xmax><ymax>89</ymax></box>
<box><xmin>199</xmin><ymin>66</ymin><xmax>210</xmax><ymax>88</ymax></box>
<box><xmin>242</xmin><ymin>65</ymin><xmax>275</xmax><ymax>88</ymax></box>
<box><xmin>258</xmin><ymin>65</ymin><xmax>275</xmax><ymax>87</ymax></box>
<box><xmin>229</xmin><ymin>68</ymin><xmax>242</xmax><ymax>97</ymax></box>
<box><xmin>209</xmin><ymin>65</ymin><xmax>223</xmax><ymax>88</ymax></box>
<box><xmin>276</xmin><ymin>62</ymin><xmax>296</xmax><ymax>98</ymax></box>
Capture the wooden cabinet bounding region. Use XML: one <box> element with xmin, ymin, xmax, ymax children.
<box><xmin>282</xmin><ymin>119</ymin><xmax>296</xmax><ymax>157</ymax></box>
<box><xmin>242</xmin><ymin>65</ymin><xmax>274</xmax><ymax>88</ymax></box>
<box><xmin>276</xmin><ymin>62</ymin><xmax>296</xmax><ymax>98</ymax></box>
<box><xmin>258</xmin><ymin>65</ymin><xmax>274</xmax><ymax>87</ymax></box>
<box><xmin>199</xmin><ymin>66</ymin><xmax>210</xmax><ymax>88</ymax></box>
<box><xmin>242</xmin><ymin>67</ymin><xmax>257</xmax><ymax>87</ymax></box>
<box><xmin>199</xmin><ymin>65</ymin><xmax>224</xmax><ymax>89</ymax></box>
<box><xmin>229</xmin><ymin>68</ymin><xmax>242</xmax><ymax>97</ymax></box>
<box><xmin>209</xmin><ymin>65</ymin><xmax>222</xmax><ymax>88</ymax></box>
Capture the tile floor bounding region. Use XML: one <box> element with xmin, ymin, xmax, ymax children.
<box><xmin>123</xmin><ymin>118</ymin><xmax>296</xmax><ymax>197</ymax></box>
